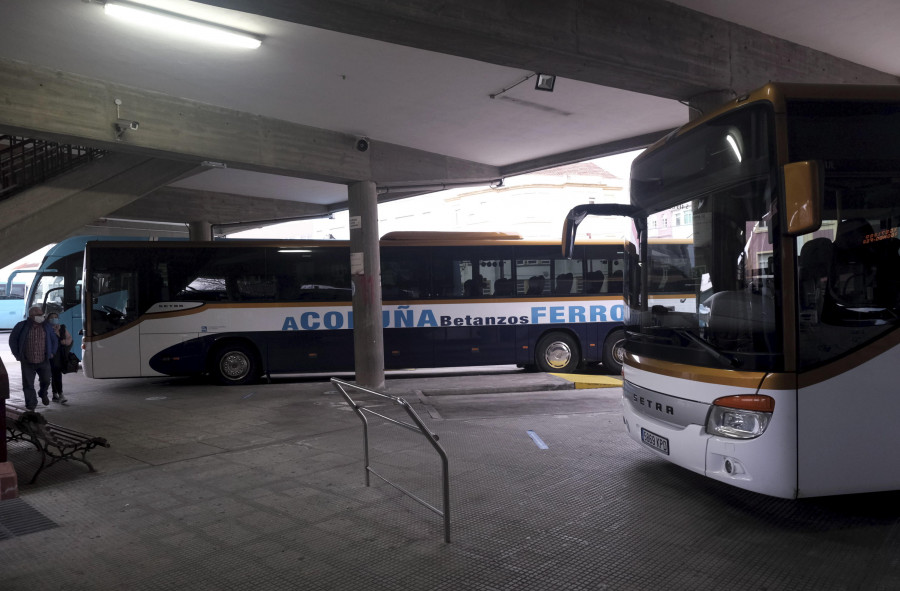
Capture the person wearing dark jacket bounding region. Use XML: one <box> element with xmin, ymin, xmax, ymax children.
<box><xmin>47</xmin><ymin>312</ymin><xmax>73</xmax><ymax>403</ymax></box>
<box><xmin>9</xmin><ymin>305</ymin><xmax>59</xmax><ymax>411</ymax></box>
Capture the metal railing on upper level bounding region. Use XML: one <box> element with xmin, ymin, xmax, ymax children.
<box><xmin>0</xmin><ymin>136</ymin><xmax>105</xmax><ymax>201</ymax></box>
<box><xmin>331</xmin><ymin>377</ymin><xmax>451</xmax><ymax>543</ymax></box>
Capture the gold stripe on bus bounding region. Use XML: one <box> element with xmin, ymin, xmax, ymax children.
<box><xmin>759</xmin><ymin>372</ymin><xmax>797</xmax><ymax>391</ymax></box>
<box><xmin>92</xmin><ymin>236</ymin><xmax>632</xmax><ymax>250</ymax></box>
<box><xmin>83</xmin><ymin>319</ymin><xmax>144</xmax><ymax>341</ymax></box>
<box><xmin>649</xmin><ymin>293</ymin><xmax>696</xmax><ymax>300</ymax></box>
<box><xmin>798</xmin><ymin>328</ymin><xmax>900</xmax><ymax>388</ymax></box>
<box><xmin>85</xmin><ymin>304</ymin><xmax>210</xmax><ymax>341</ymax></box>
<box><xmin>624</xmin><ymin>332</ymin><xmax>900</xmax><ymax>392</ymax></box>
<box><xmin>625</xmin><ymin>352</ymin><xmax>767</xmax><ymax>389</ymax></box>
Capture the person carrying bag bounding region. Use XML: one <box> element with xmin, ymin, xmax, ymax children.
<box><xmin>47</xmin><ymin>312</ymin><xmax>74</xmax><ymax>404</ymax></box>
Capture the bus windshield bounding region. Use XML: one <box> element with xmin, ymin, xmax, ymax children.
<box><xmin>627</xmin><ymin>102</ymin><xmax>782</xmax><ymax>372</ymax></box>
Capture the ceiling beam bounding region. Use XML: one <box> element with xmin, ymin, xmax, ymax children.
<box><xmin>67</xmin><ymin>218</ymin><xmax>191</xmax><ymax>240</ymax></box>
<box><xmin>499</xmin><ymin>128</ymin><xmax>676</xmax><ymax>178</ymax></box>
<box><xmin>0</xmin><ymin>153</ymin><xmax>198</xmax><ymax>265</ymax></box>
<box><xmin>0</xmin><ymin>57</ymin><xmax>500</xmax><ymax>187</ymax></box>
<box><xmin>109</xmin><ymin>186</ymin><xmax>330</xmax><ymax>225</ymax></box>
<box><xmin>197</xmin><ymin>0</ymin><xmax>899</xmax><ymax>100</ymax></box>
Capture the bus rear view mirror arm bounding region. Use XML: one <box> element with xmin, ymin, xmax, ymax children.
<box><xmin>562</xmin><ymin>204</ymin><xmax>646</xmax><ymax>259</ymax></box>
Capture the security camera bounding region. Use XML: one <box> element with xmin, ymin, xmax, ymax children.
<box><xmin>356</xmin><ymin>137</ymin><xmax>369</xmax><ymax>152</ymax></box>
<box><xmin>114</xmin><ymin>119</ymin><xmax>139</xmax><ymax>140</ymax></box>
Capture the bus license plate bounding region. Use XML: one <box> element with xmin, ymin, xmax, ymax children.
<box><xmin>641</xmin><ymin>428</ymin><xmax>670</xmax><ymax>455</ymax></box>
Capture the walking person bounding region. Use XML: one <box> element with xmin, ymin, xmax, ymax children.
<box><xmin>47</xmin><ymin>311</ymin><xmax>73</xmax><ymax>403</ymax></box>
<box><xmin>9</xmin><ymin>305</ymin><xmax>59</xmax><ymax>411</ymax></box>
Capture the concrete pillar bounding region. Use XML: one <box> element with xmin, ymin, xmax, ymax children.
<box><xmin>348</xmin><ymin>181</ymin><xmax>385</xmax><ymax>390</ymax></box>
<box><xmin>189</xmin><ymin>221</ymin><xmax>212</xmax><ymax>241</ymax></box>
<box><xmin>687</xmin><ymin>90</ymin><xmax>736</xmax><ymax>121</ymax></box>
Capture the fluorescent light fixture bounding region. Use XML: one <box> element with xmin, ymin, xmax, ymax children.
<box><xmin>104</xmin><ymin>1</ymin><xmax>262</xmax><ymax>49</ymax></box>
<box><xmin>278</xmin><ymin>249</ymin><xmax>312</xmax><ymax>253</ymax></box>
<box><xmin>726</xmin><ymin>133</ymin><xmax>742</xmax><ymax>162</ymax></box>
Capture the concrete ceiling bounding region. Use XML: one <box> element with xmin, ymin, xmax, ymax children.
<box><xmin>0</xmin><ymin>0</ymin><xmax>898</xmax><ymax>251</ymax></box>
<box><xmin>667</xmin><ymin>0</ymin><xmax>900</xmax><ymax>80</ymax></box>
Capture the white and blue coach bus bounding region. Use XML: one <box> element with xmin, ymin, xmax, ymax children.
<box><xmin>23</xmin><ymin>235</ymin><xmax>159</xmax><ymax>356</ymax></box>
<box><xmin>82</xmin><ymin>232</ymin><xmax>693</xmax><ymax>384</ymax></box>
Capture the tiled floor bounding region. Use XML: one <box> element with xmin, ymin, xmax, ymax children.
<box><xmin>2</xmin><ymin>349</ymin><xmax>900</xmax><ymax>590</ymax></box>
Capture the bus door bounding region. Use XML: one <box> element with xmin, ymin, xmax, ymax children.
<box><xmin>431</xmin><ymin>250</ymin><xmax>518</xmax><ymax>367</ymax></box>
<box><xmin>381</xmin><ymin>247</ymin><xmax>435</xmax><ymax>370</ymax></box>
<box><xmin>86</xmin><ymin>265</ymin><xmax>143</xmax><ymax>377</ymax></box>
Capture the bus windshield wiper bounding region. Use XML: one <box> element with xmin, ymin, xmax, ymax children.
<box><xmin>670</xmin><ymin>327</ymin><xmax>742</xmax><ymax>368</ymax></box>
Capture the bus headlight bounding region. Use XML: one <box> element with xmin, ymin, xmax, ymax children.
<box><xmin>707</xmin><ymin>395</ymin><xmax>774</xmax><ymax>440</ymax></box>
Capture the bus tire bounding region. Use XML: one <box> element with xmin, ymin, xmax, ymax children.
<box><xmin>535</xmin><ymin>332</ymin><xmax>580</xmax><ymax>373</ymax></box>
<box><xmin>602</xmin><ymin>329</ymin><xmax>626</xmax><ymax>375</ymax></box>
<box><xmin>212</xmin><ymin>343</ymin><xmax>259</xmax><ymax>385</ymax></box>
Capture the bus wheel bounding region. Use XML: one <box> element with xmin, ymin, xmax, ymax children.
<box><xmin>213</xmin><ymin>344</ymin><xmax>258</xmax><ymax>385</ymax></box>
<box><xmin>535</xmin><ymin>332</ymin><xmax>579</xmax><ymax>373</ymax></box>
<box><xmin>602</xmin><ymin>329</ymin><xmax>626</xmax><ymax>375</ymax></box>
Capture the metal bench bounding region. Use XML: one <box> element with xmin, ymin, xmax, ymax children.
<box><xmin>5</xmin><ymin>404</ymin><xmax>110</xmax><ymax>484</ymax></box>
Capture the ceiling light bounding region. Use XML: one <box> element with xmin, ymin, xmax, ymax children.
<box><xmin>535</xmin><ymin>74</ymin><xmax>556</xmax><ymax>92</ymax></box>
<box><xmin>104</xmin><ymin>1</ymin><xmax>262</xmax><ymax>49</ymax></box>
<box><xmin>726</xmin><ymin>133</ymin><xmax>742</xmax><ymax>162</ymax></box>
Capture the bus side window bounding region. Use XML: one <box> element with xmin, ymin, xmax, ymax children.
<box><xmin>607</xmin><ymin>270</ymin><xmax>623</xmax><ymax>295</ymax></box>
<box><xmin>493</xmin><ymin>277</ymin><xmax>515</xmax><ymax>296</ymax></box>
<box><xmin>830</xmin><ymin>218</ymin><xmax>876</xmax><ymax>306</ymax></box>
<box><xmin>464</xmin><ymin>273</ymin><xmax>485</xmax><ymax>297</ymax></box>
<box><xmin>584</xmin><ymin>270</ymin><xmax>605</xmax><ymax>294</ymax></box>
<box><xmin>798</xmin><ymin>237</ymin><xmax>832</xmax><ymax>324</ymax></box>
<box><xmin>526</xmin><ymin>275</ymin><xmax>545</xmax><ymax>295</ymax></box>
<box><xmin>554</xmin><ymin>273</ymin><xmax>573</xmax><ymax>294</ymax></box>
<box><xmin>874</xmin><ymin>238</ymin><xmax>900</xmax><ymax>309</ymax></box>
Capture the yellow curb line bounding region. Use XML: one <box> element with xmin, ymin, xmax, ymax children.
<box><xmin>550</xmin><ymin>373</ymin><xmax>623</xmax><ymax>389</ymax></box>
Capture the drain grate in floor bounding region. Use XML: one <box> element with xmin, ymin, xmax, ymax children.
<box><xmin>0</xmin><ymin>498</ymin><xmax>59</xmax><ymax>540</ymax></box>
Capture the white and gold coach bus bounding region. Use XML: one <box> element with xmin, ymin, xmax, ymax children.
<box><xmin>81</xmin><ymin>232</ymin><xmax>692</xmax><ymax>385</ymax></box>
<box><xmin>564</xmin><ymin>83</ymin><xmax>900</xmax><ymax>498</ymax></box>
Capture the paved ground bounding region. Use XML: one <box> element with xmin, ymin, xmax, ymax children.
<box><xmin>2</xmin><ymin>340</ymin><xmax>900</xmax><ymax>590</ymax></box>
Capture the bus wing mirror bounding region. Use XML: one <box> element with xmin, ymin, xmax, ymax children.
<box><xmin>783</xmin><ymin>160</ymin><xmax>823</xmax><ymax>236</ymax></box>
<box><xmin>562</xmin><ymin>209</ymin><xmax>587</xmax><ymax>259</ymax></box>
<box><xmin>562</xmin><ymin>204</ymin><xmax>646</xmax><ymax>258</ymax></box>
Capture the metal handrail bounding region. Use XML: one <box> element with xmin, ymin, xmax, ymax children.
<box><xmin>0</xmin><ymin>135</ymin><xmax>105</xmax><ymax>200</ymax></box>
<box><xmin>331</xmin><ymin>378</ymin><xmax>451</xmax><ymax>543</ymax></box>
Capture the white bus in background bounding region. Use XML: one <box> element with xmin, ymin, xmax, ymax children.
<box><xmin>81</xmin><ymin>232</ymin><xmax>693</xmax><ymax>384</ymax></box>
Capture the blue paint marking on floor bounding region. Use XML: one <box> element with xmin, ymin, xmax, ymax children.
<box><xmin>527</xmin><ymin>430</ymin><xmax>549</xmax><ymax>450</ymax></box>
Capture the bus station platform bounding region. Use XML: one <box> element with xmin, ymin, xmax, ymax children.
<box><xmin>2</xmin><ymin>348</ymin><xmax>900</xmax><ymax>589</ymax></box>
